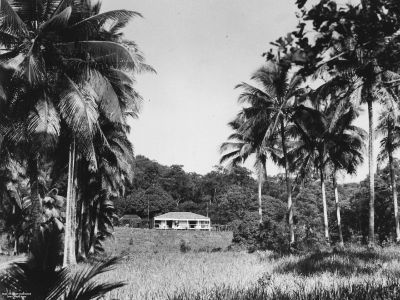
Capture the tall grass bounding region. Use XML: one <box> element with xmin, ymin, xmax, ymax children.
<box><xmin>168</xmin><ymin>279</ymin><xmax>400</xmax><ymax>300</ymax></box>
<box><xmin>3</xmin><ymin>228</ymin><xmax>400</xmax><ymax>300</ymax></box>
<box><xmin>101</xmin><ymin>230</ymin><xmax>400</xmax><ymax>300</ymax></box>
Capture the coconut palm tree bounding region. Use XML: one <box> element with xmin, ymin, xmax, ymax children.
<box><xmin>220</xmin><ymin>109</ymin><xmax>280</xmax><ymax>224</ymax></box>
<box><xmin>308</xmin><ymin>0</ymin><xmax>400</xmax><ymax>244</ymax></box>
<box><xmin>329</xmin><ymin>119</ymin><xmax>365</xmax><ymax>247</ymax></box>
<box><xmin>235</xmin><ymin>61</ymin><xmax>304</xmax><ymax>247</ymax></box>
<box><xmin>291</xmin><ymin>99</ymin><xmax>365</xmax><ymax>244</ymax></box>
<box><xmin>312</xmin><ymin>44</ymin><xmax>399</xmax><ymax>245</ymax></box>
<box><xmin>75</xmin><ymin>122</ymin><xmax>136</xmax><ymax>258</ymax></box>
<box><xmin>377</xmin><ymin>106</ymin><xmax>400</xmax><ymax>242</ymax></box>
<box><xmin>0</xmin><ymin>0</ymin><xmax>151</xmax><ymax>265</ymax></box>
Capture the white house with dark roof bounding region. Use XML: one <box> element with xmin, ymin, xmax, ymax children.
<box><xmin>153</xmin><ymin>212</ymin><xmax>211</xmax><ymax>231</ymax></box>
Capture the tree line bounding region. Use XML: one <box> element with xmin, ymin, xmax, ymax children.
<box><xmin>111</xmin><ymin>155</ymin><xmax>400</xmax><ymax>248</ymax></box>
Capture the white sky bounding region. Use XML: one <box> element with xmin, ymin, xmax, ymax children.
<box><xmin>102</xmin><ymin>0</ymin><xmax>374</xmax><ymax>183</ymax></box>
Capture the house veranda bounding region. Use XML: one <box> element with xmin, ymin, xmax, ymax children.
<box><xmin>154</xmin><ymin>212</ymin><xmax>211</xmax><ymax>231</ymax></box>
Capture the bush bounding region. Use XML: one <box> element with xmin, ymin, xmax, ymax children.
<box><xmin>179</xmin><ymin>239</ymin><xmax>191</xmax><ymax>253</ymax></box>
<box><xmin>232</xmin><ymin>216</ymin><xmax>259</xmax><ymax>247</ymax></box>
<box><xmin>232</xmin><ymin>213</ymin><xmax>327</xmax><ymax>253</ymax></box>
<box><xmin>232</xmin><ymin>212</ymin><xmax>289</xmax><ymax>253</ymax></box>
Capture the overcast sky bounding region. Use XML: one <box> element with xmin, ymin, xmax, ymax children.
<box><xmin>102</xmin><ymin>1</ymin><xmax>374</xmax><ymax>183</ymax></box>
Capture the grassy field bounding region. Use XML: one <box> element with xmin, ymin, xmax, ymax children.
<box><xmin>3</xmin><ymin>228</ymin><xmax>400</xmax><ymax>299</ymax></box>
<box><xmin>99</xmin><ymin>228</ymin><xmax>400</xmax><ymax>300</ymax></box>
<box><xmin>103</xmin><ymin>227</ymin><xmax>233</xmax><ymax>254</ymax></box>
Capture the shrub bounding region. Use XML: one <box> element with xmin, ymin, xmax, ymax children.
<box><xmin>180</xmin><ymin>239</ymin><xmax>191</xmax><ymax>253</ymax></box>
<box><xmin>232</xmin><ymin>213</ymin><xmax>327</xmax><ymax>253</ymax></box>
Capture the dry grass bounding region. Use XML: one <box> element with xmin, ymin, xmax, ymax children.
<box><xmin>100</xmin><ymin>229</ymin><xmax>400</xmax><ymax>299</ymax></box>
<box><xmin>3</xmin><ymin>228</ymin><xmax>400</xmax><ymax>299</ymax></box>
<box><xmin>103</xmin><ymin>227</ymin><xmax>233</xmax><ymax>254</ymax></box>
<box><xmin>104</xmin><ymin>251</ymin><xmax>266</xmax><ymax>300</ymax></box>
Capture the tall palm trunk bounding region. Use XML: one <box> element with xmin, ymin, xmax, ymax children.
<box><xmin>320</xmin><ymin>167</ymin><xmax>329</xmax><ymax>243</ymax></box>
<box><xmin>89</xmin><ymin>201</ymin><xmax>99</xmax><ymax>255</ymax></box>
<box><xmin>367</xmin><ymin>98</ymin><xmax>375</xmax><ymax>246</ymax></box>
<box><xmin>258</xmin><ymin>171</ymin><xmax>263</xmax><ymax>224</ymax></box>
<box><xmin>333</xmin><ymin>171</ymin><xmax>344</xmax><ymax>247</ymax></box>
<box><xmin>13</xmin><ymin>234</ymin><xmax>18</xmax><ymax>256</ymax></box>
<box><xmin>281</xmin><ymin>120</ymin><xmax>294</xmax><ymax>247</ymax></box>
<box><xmin>12</xmin><ymin>205</ymin><xmax>18</xmax><ymax>255</ymax></box>
<box><xmin>28</xmin><ymin>156</ymin><xmax>42</xmax><ymax>239</ymax></box>
<box><xmin>63</xmin><ymin>139</ymin><xmax>77</xmax><ymax>266</ymax></box>
<box><xmin>77</xmin><ymin>191</ymin><xmax>88</xmax><ymax>261</ymax></box>
<box><xmin>387</xmin><ymin>122</ymin><xmax>400</xmax><ymax>242</ymax></box>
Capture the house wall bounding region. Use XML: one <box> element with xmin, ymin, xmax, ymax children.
<box><xmin>154</xmin><ymin>219</ymin><xmax>211</xmax><ymax>230</ymax></box>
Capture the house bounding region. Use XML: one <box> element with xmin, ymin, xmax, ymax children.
<box><xmin>153</xmin><ymin>212</ymin><xmax>211</xmax><ymax>231</ymax></box>
<box><xmin>119</xmin><ymin>214</ymin><xmax>142</xmax><ymax>228</ymax></box>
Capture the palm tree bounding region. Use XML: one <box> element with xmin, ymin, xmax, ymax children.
<box><xmin>235</xmin><ymin>61</ymin><xmax>304</xmax><ymax>247</ymax></box>
<box><xmin>329</xmin><ymin>119</ymin><xmax>365</xmax><ymax>247</ymax></box>
<box><xmin>220</xmin><ymin>109</ymin><xmax>280</xmax><ymax>224</ymax></box>
<box><xmin>312</xmin><ymin>46</ymin><xmax>398</xmax><ymax>245</ymax></box>
<box><xmin>376</xmin><ymin>107</ymin><xmax>400</xmax><ymax>242</ymax></box>
<box><xmin>292</xmin><ymin>99</ymin><xmax>365</xmax><ymax>244</ymax></box>
<box><xmin>75</xmin><ymin>122</ymin><xmax>136</xmax><ymax>258</ymax></box>
<box><xmin>0</xmin><ymin>0</ymin><xmax>151</xmax><ymax>265</ymax></box>
<box><xmin>308</xmin><ymin>0</ymin><xmax>400</xmax><ymax>244</ymax></box>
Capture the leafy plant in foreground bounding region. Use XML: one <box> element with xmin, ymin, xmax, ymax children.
<box><xmin>0</xmin><ymin>228</ymin><xmax>125</xmax><ymax>300</ymax></box>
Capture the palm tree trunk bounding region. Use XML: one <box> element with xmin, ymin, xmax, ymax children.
<box><xmin>320</xmin><ymin>167</ymin><xmax>329</xmax><ymax>243</ymax></box>
<box><xmin>333</xmin><ymin>171</ymin><xmax>344</xmax><ymax>247</ymax></box>
<box><xmin>367</xmin><ymin>98</ymin><xmax>375</xmax><ymax>246</ymax></box>
<box><xmin>258</xmin><ymin>172</ymin><xmax>263</xmax><ymax>224</ymax></box>
<box><xmin>77</xmin><ymin>191</ymin><xmax>87</xmax><ymax>261</ymax></box>
<box><xmin>63</xmin><ymin>139</ymin><xmax>77</xmax><ymax>266</ymax></box>
<box><xmin>89</xmin><ymin>200</ymin><xmax>99</xmax><ymax>255</ymax></box>
<box><xmin>388</xmin><ymin>123</ymin><xmax>400</xmax><ymax>242</ymax></box>
<box><xmin>13</xmin><ymin>235</ymin><xmax>18</xmax><ymax>256</ymax></box>
<box><xmin>281</xmin><ymin>120</ymin><xmax>294</xmax><ymax>247</ymax></box>
<box><xmin>89</xmin><ymin>208</ymin><xmax>99</xmax><ymax>255</ymax></box>
<box><xmin>28</xmin><ymin>156</ymin><xmax>42</xmax><ymax>239</ymax></box>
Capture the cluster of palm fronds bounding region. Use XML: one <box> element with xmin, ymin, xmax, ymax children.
<box><xmin>220</xmin><ymin>60</ymin><xmax>367</xmax><ymax>247</ymax></box>
<box><xmin>0</xmin><ymin>0</ymin><xmax>153</xmax><ymax>261</ymax></box>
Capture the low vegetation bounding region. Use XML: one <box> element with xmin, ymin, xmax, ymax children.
<box><xmin>3</xmin><ymin>228</ymin><xmax>400</xmax><ymax>299</ymax></box>
<box><xmin>103</xmin><ymin>227</ymin><xmax>233</xmax><ymax>254</ymax></box>
<box><xmin>97</xmin><ymin>229</ymin><xmax>400</xmax><ymax>300</ymax></box>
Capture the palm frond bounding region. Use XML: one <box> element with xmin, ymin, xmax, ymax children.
<box><xmin>0</xmin><ymin>0</ymin><xmax>29</xmax><ymax>37</ymax></box>
<box><xmin>83</xmin><ymin>69</ymin><xmax>123</xmax><ymax>124</ymax></box>
<box><xmin>58</xmin><ymin>74</ymin><xmax>99</xmax><ymax>168</ymax></box>
<box><xmin>9</xmin><ymin>0</ymin><xmax>45</xmax><ymax>23</ymax></box>
<box><xmin>235</xmin><ymin>82</ymin><xmax>273</xmax><ymax>105</ymax></box>
<box><xmin>39</xmin><ymin>6</ymin><xmax>71</xmax><ymax>32</ymax></box>
<box><xmin>64</xmin><ymin>257</ymin><xmax>125</xmax><ymax>300</ymax></box>
<box><xmin>58</xmin><ymin>40</ymin><xmax>135</xmax><ymax>69</ymax></box>
<box><xmin>70</xmin><ymin>10</ymin><xmax>141</xmax><ymax>37</ymax></box>
<box><xmin>26</xmin><ymin>97</ymin><xmax>61</xmax><ymax>145</ymax></box>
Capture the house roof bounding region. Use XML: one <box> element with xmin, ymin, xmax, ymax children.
<box><xmin>154</xmin><ymin>212</ymin><xmax>209</xmax><ymax>220</ymax></box>
<box><xmin>120</xmin><ymin>214</ymin><xmax>141</xmax><ymax>220</ymax></box>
